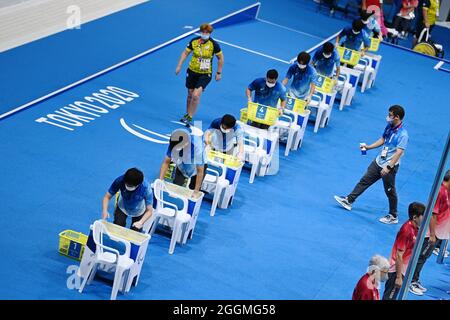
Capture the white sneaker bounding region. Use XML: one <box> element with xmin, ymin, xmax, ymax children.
<box><xmin>433</xmin><ymin>248</ymin><xmax>450</xmax><ymax>258</ymax></box>
<box><xmin>414</xmin><ymin>281</ymin><xmax>427</xmax><ymax>293</ymax></box>
<box><xmin>379</xmin><ymin>214</ymin><xmax>399</xmax><ymax>224</ymax></box>
<box><xmin>409</xmin><ymin>283</ymin><xmax>424</xmax><ymax>296</ymax></box>
<box><xmin>334</xmin><ymin>195</ymin><xmax>352</xmax><ymax>211</ymax></box>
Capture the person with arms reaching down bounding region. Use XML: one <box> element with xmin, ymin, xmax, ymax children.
<box><xmin>335</xmin><ymin>19</ymin><xmax>371</xmax><ymax>56</ymax></box>
<box><xmin>282</xmin><ymin>51</ymin><xmax>318</xmax><ymax>104</ymax></box>
<box><xmin>383</xmin><ymin>202</ymin><xmax>425</xmax><ymax>300</ymax></box>
<box><xmin>352</xmin><ymin>254</ymin><xmax>390</xmax><ymax>300</ymax></box>
<box><xmin>159</xmin><ymin>128</ymin><xmax>205</xmax><ymax>197</ymax></box>
<box><xmin>102</xmin><ymin>168</ymin><xmax>153</xmax><ymax>231</ymax></box>
<box><xmin>204</xmin><ymin>114</ymin><xmax>245</xmax><ymax>160</ymax></box>
<box><xmin>175</xmin><ymin>23</ymin><xmax>224</xmax><ymax>125</ymax></box>
<box><xmin>334</xmin><ymin>105</ymin><xmax>409</xmax><ymax>224</ymax></box>
<box><xmin>246</xmin><ymin>69</ymin><xmax>287</xmax><ymax>129</ymax></box>
<box><xmin>312</xmin><ymin>42</ymin><xmax>340</xmax><ymax>79</ymax></box>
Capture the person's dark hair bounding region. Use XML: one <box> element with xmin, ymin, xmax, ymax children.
<box><xmin>408</xmin><ymin>202</ymin><xmax>426</xmax><ymax>220</ymax></box>
<box><xmin>221</xmin><ymin>114</ymin><xmax>236</xmax><ymax>129</ymax></box>
<box><xmin>266</xmin><ymin>69</ymin><xmax>278</xmax><ymax>80</ymax></box>
<box><xmin>323</xmin><ymin>42</ymin><xmax>334</xmax><ymax>54</ymax></box>
<box><xmin>444</xmin><ymin>170</ymin><xmax>450</xmax><ymax>182</ymax></box>
<box><xmin>352</xmin><ymin>19</ymin><xmax>364</xmax><ymax>32</ymax></box>
<box><xmin>297</xmin><ymin>51</ymin><xmax>311</xmax><ymax>64</ymax></box>
<box><xmin>124</xmin><ymin>168</ymin><xmax>144</xmax><ymax>187</ymax></box>
<box><xmin>389</xmin><ymin>105</ymin><xmax>405</xmax><ymax>120</ymax></box>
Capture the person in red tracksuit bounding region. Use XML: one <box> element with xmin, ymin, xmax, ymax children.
<box><xmin>352</xmin><ymin>255</ymin><xmax>390</xmax><ymax>300</ymax></box>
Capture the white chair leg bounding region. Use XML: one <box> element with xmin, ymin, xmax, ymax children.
<box><xmin>169</xmin><ymin>220</ymin><xmax>180</xmax><ymax>254</ymax></box>
<box><xmin>78</xmin><ymin>262</ymin><xmax>95</xmax><ymax>293</ymax></box>
<box><xmin>149</xmin><ymin>215</ymin><xmax>160</xmax><ymax>237</ymax></box>
<box><xmin>314</xmin><ymin>108</ymin><xmax>323</xmax><ymax>133</ymax></box>
<box><xmin>111</xmin><ymin>267</ymin><xmax>124</xmax><ymax>300</ymax></box>
<box><xmin>249</xmin><ymin>157</ymin><xmax>258</xmax><ymax>183</ymax></box>
<box><xmin>87</xmin><ymin>263</ymin><xmax>98</xmax><ymax>285</ymax></box>
<box><xmin>210</xmin><ymin>184</ymin><xmax>221</xmax><ymax>217</ymax></box>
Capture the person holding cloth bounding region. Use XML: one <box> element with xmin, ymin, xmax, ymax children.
<box><xmin>409</xmin><ymin>170</ymin><xmax>450</xmax><ymax>295</ymax></box>
<box><xmin>352</xmin><ymin>254</ymin><xmax>390</xmax><ymax>300</ymax></box>
<box><xmin>159</xmin><ymin>128</ymin><xmax>205</xmax><ymax>197</ymax></box>
<box><xmin>383</xmin><ymin>202</ymin><xmax>425</xmax><ymax>300</ymax></box>
<box><xmin>282</xmin><ymin>51</ymin><xmax>318</xmax><ymax>104</ymax></box>
<box><xmin>334</xmin><ymin>105</ymin><xmax>409</xmax><ymax>224</ymax></box>
<box><xmin>176</xmin><ymin>23</ymin><xmax>224</xmax><ymax>125</ymax></box>
<box><xmin>204</xmin><ymin>114</ymin><xmax>245</xmax><ymax>160</ymax></box>
<box><xmin>102</xmin><ymin>168</ymin><xmax>153</xmax><ymax>231</ymax></box>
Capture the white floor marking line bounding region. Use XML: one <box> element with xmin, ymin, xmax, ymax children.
<box><xmin>434</xmin><ymin>61</ymin><xmax>444</xmax><ymax>70</ymax></box>
<box><xmin>289</xmin><ymin>29</ymin><xmax>342</xmax><ymax>63</ymax></box>
<box><xmin>210</xmin><ymin>36</ymin><xmax>291</xmax><ymax>64</ymax></box>
<box><xmin>256</xmin><ymin>18</ymin><xmax>324</xmax><ymax>40</ymax></box>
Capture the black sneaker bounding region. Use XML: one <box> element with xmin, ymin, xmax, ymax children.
<box><xmin>334</xmin><ymin>195</ymin><xmax>352</xmax><ymax>211</ymax></box>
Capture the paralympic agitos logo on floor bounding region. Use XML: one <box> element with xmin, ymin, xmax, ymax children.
<box><xmin>34</xmin><ymin>85</ymin><xmax>204</xmax><ymax>143</ymax></box>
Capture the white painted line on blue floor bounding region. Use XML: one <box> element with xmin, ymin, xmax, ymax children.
<box><xmin>256</xmin><ymin>18</ymin><xmax>324</xmax><ymax>40</ymax></box>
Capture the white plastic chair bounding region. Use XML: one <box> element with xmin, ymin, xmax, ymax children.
<box><xmin>78</xmin><ymin>220</ymin><xmax>134</xmax><ymax>300</ymax></box>
<box><xmin>354</xmin><ymin>57</ymin><xmax>375</xmax><ymax>93</ymax></box>
<box><xmin>202</xmin><ymin>161</ymin><xmax>230</xmax><ymax>217</ymax></box>
<box><xmin>241</xmin><ymin>130</ymin><xmax>263</xmax><ymax>184</ymax></box>
<box><xmin>307</xmin><ymin>93</ymin><xmax>330</xmax><ymax>133</ymax></box>
<box><xmin>148</xmin><ymin>179</ymin><xmax>190</xmax><ymax>254</ymax></box>
<box><xmin>339</xmin><ymin>66</ymin><xmax>362</xmax><ymax>110</ymax></box>
<box><xmin>275</xmin><ymin>111</ymin><xmax>299</xmax><ymax>156</ymax></box>
<box><xmin>291</xmin><ymin>109</ymin><xmax>311</xmax><ymax>150</ymax></box>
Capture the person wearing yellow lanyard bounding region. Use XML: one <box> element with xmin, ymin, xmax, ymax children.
<box><xmin>175</xmin><ymin>23</ymin><xmax>224</xmax><ymax>125</ymax></box>
<box><xmin>413</xmin><ymin>0</ymin><xmax>440</xmax><ymax>47</ymax></box>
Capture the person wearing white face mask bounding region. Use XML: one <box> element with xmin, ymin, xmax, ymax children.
<box><xmin>335</xmin><ymin>19</ymin><xmax>371</xmax><ymax>56</ymax></box>
<box><xmin>246</xmin><ymin>69</ymin><xmax>287</xmax><ymax>129</ymax></box>
<box><xmin>102</xmin><ymin>168</ymin><xmax>153</xmax><ymax>231</ymax></box>
<box><xmin>204</xmin><ymin>114</ymin><xmax>244</xmax><ymax>160</ymax></box>
<box><xmin>334</xmin><ymin>105</ymin><xmax>409</xmax><ymax>225</ymax></box>
<box><xmin>282</xmin><ymin>52</ymin><xmax>318</xmax><ymax>104</ymax></box>
<box><xmin>312</xmin><ymin>42</ymin><xmax>340</xmax><ymax>79</ymax></box>
<box><xmin>352</xmin><ymin>254</ymin><xmax>390</xmax><ymax>300</ymax></box>
<box><xmin>175</xmin><ymin>23</ymin><xmax>224</xmax><ymax>125</ymax></box>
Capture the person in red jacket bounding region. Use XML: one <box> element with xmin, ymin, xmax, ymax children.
<box><xmin>352</xmin><ymin>255</ymin><xmax>390</xmax><ymax>300</ymax></box>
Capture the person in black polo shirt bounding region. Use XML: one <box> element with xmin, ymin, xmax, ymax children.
<box><xmin>175</xmin><ymin>23</ymin><xmax>224</xmax><ymax>125</ymax></box>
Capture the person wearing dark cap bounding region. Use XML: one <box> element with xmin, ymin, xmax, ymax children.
<box><xmin>102</xmin><ymin>168</ymin><xmax>153</xmax><ymax>231</ymax></box>
<box><xmin>335</xmin><ymin>19</ymin><xmax>371</xmax><ymax>54</ymax></box>
<box><xmin>204</xmin><ymin>114</ymin><xmax>244</xmax><ymax>160</ymax></box>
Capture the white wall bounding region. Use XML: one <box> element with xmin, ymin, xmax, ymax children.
<box><xmin>0</xmin><ymin>0</ymin><xmax>149</xmax><ymax>52</ymax></box>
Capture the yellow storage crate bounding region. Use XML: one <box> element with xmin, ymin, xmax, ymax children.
<box><xmin>59</xmin><ymin>230</ymin><xmax>88</xmax><ymax>261</ymax></box>
<box><xmin>369</xmin><ymin>37</ymin><xmax>380</xmax><ymax>52</ymax></box>
<box><xmin>337</xmin><ymin>46</ymin><xmax>361</xmax><ymax>67</ymax></box>
<box><xmin>285</xmin><ymin>96</ymin><xmax>307</xmax><ymax>114</ymax></box>
<box><xmin>315</xmin><ymin>74</ymin><xmax>336</xmax><ymax>94</ymax></box>
<box><xmin>244</xmin><ymin>102</ymin><xmax>279</xmax><ymax>126</ymax></box>
<box><xmin>208</xmin><ymin>150</ymin><xmax>241</xmax><ymax>167</ymax></box>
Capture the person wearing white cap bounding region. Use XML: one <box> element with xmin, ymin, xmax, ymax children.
<box><xmin>352</xmin><ymin>255</ymin><xmax>390</xmax><ymax>300</ymax></box>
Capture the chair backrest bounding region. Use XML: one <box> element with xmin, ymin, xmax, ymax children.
<box><xmin>153</xmin><ymin>179</ymin><xmax>188</xmax><ymax>212</ymax></box>
<box><xmin>92</xmin><ymin>220</ymin><xmax>122</xmax><ymax>262</ymax></box>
